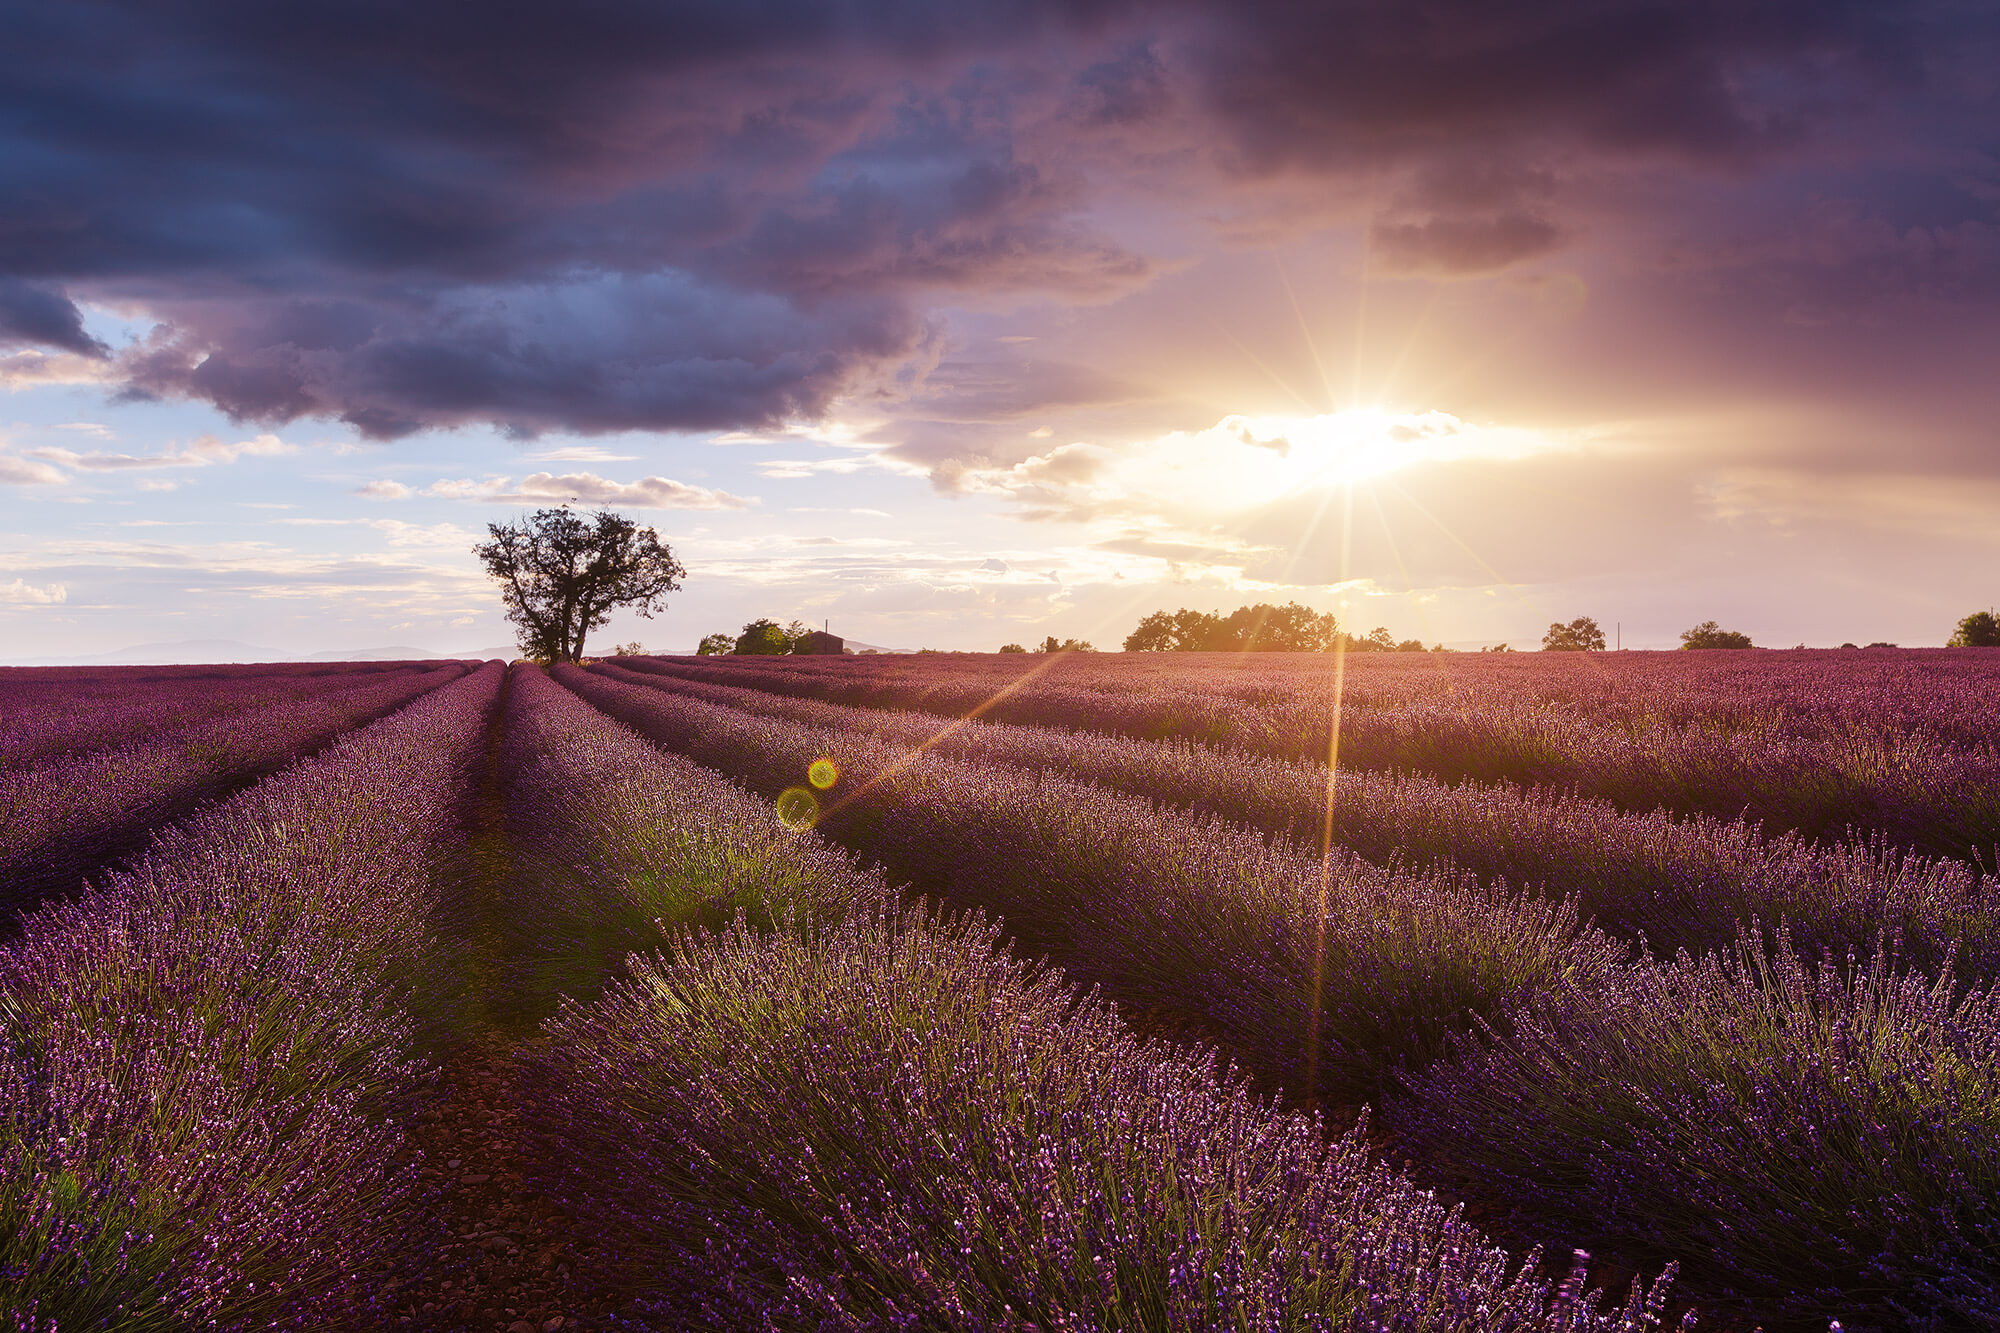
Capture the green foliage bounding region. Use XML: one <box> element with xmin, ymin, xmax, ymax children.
<box><xmin>735</xmin><ymin>618</ymin><xmax>791</xmax><ymax>655</ymax></box>
<box><xmin>1679</xmin><ymin>620</ymin><xmax>1754</xmax><ymax>650</ymax></box>
<box><xmin>472</xmin><ymin>507</ymin><xmax>684</xmax><ymax>664</ymax></box>
<box><xmin>1949</xmin><ymin>609</ymin><xmax>2000</xmax><ymax>647</ymax></box>
<box><xmin>1541</xmin><ymin>616</ymin><xmax>1606</xmax><ymax>651</ymax></box>
<box><xmin>1037</xmin><ymin>635</ymin><xmax>1095</xmax><ymax>653</ymax></box>
<box><xmin>997</xmin><ymin>642</ymin><xmax>1027</xmax><ymax>653</ymax></box>
<box><xmin>695</xmin><ymin>632</ymin><xmax>734</xmax><ymax>656</ymax></box>
<box><xmin>1123</xmin><ymin>602</ymin><xmax>1341</xmax><ymax>652</ymax></box>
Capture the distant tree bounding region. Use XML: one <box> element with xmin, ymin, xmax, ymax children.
<box><xmin>735</xmin><ymin>618</ymin><xmax>791</xmax><ymax>655</ymax></box>
<box><xmin>1125</xmin><ymin>602</ymin><xmax>1339</xmax><ymax>652</ymax></box>
<box><xmin>783</xmin><ymin>619</ymin><xmax>814</xmax><ymax>651</ymax></box>
<box><xmin>1124</xmin><ymin>610</ymin><xmax>1184</xmax><ymax>651</ymax></box>
<box><xmin>1037</xmin><ymin>635</ymin><xmax>1095</xmax><ymax>653</ymax></box>
<box><xmin>610</xmin><ymin>641</ymin><xmax>647</xmax><ymax>657</ymax></box>
<box><xmin>1222</xmin><ymin>603</ymin><xmax>1341</xmax><ymax>652</ymax></box>
<box><xmin>1542</xmin><ymin>617</ymin><xmax>1607</xmax><ymax>652</ymax></box>
<box><xmin>1949</xmin><ymin>610</ymin><xmax>2000</xmax><ymax>647</ymax></box>
<box><xmin>998</xmin><ymin>642</ymin><xmax>1028</xmax><ymax>653</ymax></box>
<box><xmin>1396</xmin><ymin>638</ymin><xmax>1427</xmax><ymax>653</ymax></box>
<box><xmin>1680</xmin><ymin>620</ymin><xmax>1754</xmax><ymax>650</ymax></box>
<box><xmin>1839</xmin><ymin>642</ymin><xmax>1859</xmax><ymax>650</ymax></box>
<box><xmin>696</xmin><ymin>632</ymin><xmax>734</xmax><ymax>656</ymax></box>
<box><xmin>1482</xmin><ymin>643</ymin><xmax>1512</xmax><ymax>653</ymax></box>
<box><xmin>473</xmin><ymin>507</ymin><xmax>685</xmax><ymax>664</ymax></box>
<box><xmin>1866</xmin><ymin>641</ymin><xmax>1897</xmax><ymax>650</ymax></box>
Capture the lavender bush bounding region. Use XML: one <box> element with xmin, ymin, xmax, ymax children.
<box><xmin>493</xmin><ymin>664</ymin><xmax>890</xmax><ymax>1018</ymax></box>
<box><xmin>523</xmin><ymin>905</ymin><xmax>1679</xmax><ymax>1331</ymax></box>
<box><xmin>1401</xmin><ymin>929</ymin><xmax>2000</xmax><ymax>1329</ymax></box>
<box><xmin>0</xmin><ymin>661</ymin><xmax>502</xmax><ymax>1329</ymax></box>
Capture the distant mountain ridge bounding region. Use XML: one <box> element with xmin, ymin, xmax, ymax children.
<box><xmin>3</xmin><ymin>635</ymin><xmax>928</xmax><ymax>667</ymax></box>
<box><xmin>1</xmin><ymin>639</ymin><xmax>524</xmax><ymax>667</ymax></box>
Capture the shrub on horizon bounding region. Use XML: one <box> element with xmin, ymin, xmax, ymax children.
<box><xmin>1679</xmin><ymin>620</ymin><xmax>1754</xmax><ymax>649</ymax></box>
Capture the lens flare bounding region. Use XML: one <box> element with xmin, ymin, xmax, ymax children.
<box><xmin>809</xmin><ymin>757</ymin><xmax>839</xmax><ymax>789</ymax></box>
<box><xmin>775</xmin><ymin>786</ymin><xmax>819</xmax><ymax>830</ymax></box>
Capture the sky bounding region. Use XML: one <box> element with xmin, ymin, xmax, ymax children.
<box><xmin>3</xmin><ymin>0</ymin><xmax>1997</xmax><ymax>658</ymax></box>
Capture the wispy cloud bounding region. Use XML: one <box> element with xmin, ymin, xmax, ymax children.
<box><xmin>0</xmin><ymin>455</ymin><xmax>66</xmax><ymax>486</ymax></box>
<box><xmin>416</xmin><ymin>471</ymin><xmax>753</xmax><ymax>510</ymax></box>
<box><xmin>26</xmin><ymin>432</ymin><xmax>294</xmax><ymax>472</ymax></box>
<box><xmin>520</xmin><ymin>445</ymin><xmax>640</xmax><ymax>463</ymax></box>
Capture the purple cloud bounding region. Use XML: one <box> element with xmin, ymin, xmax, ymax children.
<box><xmin>0</xmin><ymin>0</ymin><xmax>1992</xmax><ymax>446</ymax></box>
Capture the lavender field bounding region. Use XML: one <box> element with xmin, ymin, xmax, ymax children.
<box><xmin>4</xmin><ymin>650</ymin><xmax>1997</xmax><ymax>1332</ymax></box>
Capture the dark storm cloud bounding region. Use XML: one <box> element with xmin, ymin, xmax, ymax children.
<box><xmin>1180</xmin><ymin>0</ymin><xmax>1928</xmax><ymax>169</ymax></box>
<box><xmin>0</xmin><ymin>281</ymin><xmax>107</xmax><ymax>357</ymax></box>
<box><xmin>116</xmin><ymin>277</ymin><xmax>931</xmax><ymax>439</ymax></box>
<box><xmin>2</xmin><ymin>0</ymin><xmax>1991</xmax><ymax>439</ymax></box>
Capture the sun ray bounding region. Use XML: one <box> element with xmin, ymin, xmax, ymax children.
<box><xmin>1209</xmin><ymin>320</ymin><xmax>1321</xmax><ymax>416</ymax></box>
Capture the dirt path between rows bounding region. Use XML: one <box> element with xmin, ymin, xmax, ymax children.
<box><xmin>393</xmin><ymin>666</ymin><xmax>622</xmax><ymax>1332</ymax></box>
<box><xmin>397</xmin><ymin>1039</ymin><xmax>614</xmax><ymax>1333</ymax></box>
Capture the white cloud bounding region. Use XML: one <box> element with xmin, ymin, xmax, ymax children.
<box><xmin>0</xmin><ymin>348</ymin><xmax>118</xmax><ymax>389</ymax></box>
<box><xmin>521</xmin><ymin>445</ymin><xmax>639</xmax><ymax>463</ymax></box>
<box><xmin>356</xmin><ymin>479</ymin><xmax>413</xmax><ymax>500</ymax></box>
<box><xmin>423</xmin><ymin>471</ymin><xmax>753</xmax><ymax>510</ymax></box>
<box><xmin>26</xmin><ymin>432</ymin><xmax>295</xmax><ymax>472</ymax></box>
<box><xmin>756</xmin><ymin>456</ymin><xmax>875</xmax><ymax>480</ymax></box>
<box><xmin>0</xmin><ymin>578</ymin><xmax>67</xmax><ymax>605</ymax></box>
<box><xmin>0</xmin><ymin>455</ymin><xmax>66</xmax><ymax>486</ymax></box>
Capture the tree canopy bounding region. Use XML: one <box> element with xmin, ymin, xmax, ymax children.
<box><xmin>473</xmin><ymin>507</ymin><xmax>684</xmax><ymax>664</ymax></box>
<box><xmin>1949</xmin><ymin>610</ymin><xmax>2000</xmax><ymax>647</ymax></box>
<box><xmin>1124</xmin><ymin>602</ymin><xmax>1343</xmax><ymax>652</ymax></box>
<box><xmin>735</xmin><ymin>618</ymin><xmax>792</xmax><ymax>655</ymax></box>
<box><xmin>1541</xmin><ymin>616</ymin><xmax>1606</xmax><ymax>651</ymax></box>
<box><xmin>1122</xmin><ymin>602</ymin><xmax>1429</xmax><ymax>652</ymax></box>
<box><xmin>1680</xmin><ymin>620</ymin><xmax>1754</xmax><ymax>649</ymax></box>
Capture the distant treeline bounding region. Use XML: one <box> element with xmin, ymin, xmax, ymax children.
<box><xmin>1123</xmin><ymin>603</ymin><xmax>1427</xmax><ymax>653</ymax></box>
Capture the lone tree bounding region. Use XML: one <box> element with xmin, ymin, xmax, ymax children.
<box><xmin>1542</xmin><ymin>616</ymin><xmax>1606</xmax><ymax>651</ymax></box>
<box><xmin>473</xmin><ymin>507</ymin><xmax>685</xmax><ymax>664</ymax></box>
<box><xmin>1680</xmin><ymin>620</ymin><xmax>1754</xmax><ymax>649</ymax></box>
<box><xmin>1949</xmin><ymin>610</ymin><xmax>2000</xmax><ymax>647</ymax></box>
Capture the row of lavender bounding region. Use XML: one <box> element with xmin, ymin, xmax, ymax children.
<box><xmin>1</xmin><ymin>663</ymin><xmax>503</xmax><ymax>1329</ymax></box>
<box><xmin>633</xmin><ymin>654</ymin><xmax>2000</xmax><ymax>860</ymax></box>
<box><xmin>0</xmin><ymin>660</ymin><xmax>457</xmax><ymax>773</ymax></box>
<box><xmin>594</xmin><ymin>662</ymin><xmax>1998</xmax><ymax>980</ymax></box>
<box><xmin>711</xmin><ymin>646</ymin><xmax>2000</xmax><ymax>749</ymax></box>
<box><xmin>498</xmin><ymin>664</ymin><xmax>1682</xmax><ymax>1330</ymax></box>
<box><xmin>560</xmin><ymin>664</ymin><xmax>2000</xmax><ymax>1328</ymax></box>
<box><xmin>0</xmin><ymin>662</ymin><xmax>472</xmax><ymax>925</ymax></box>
